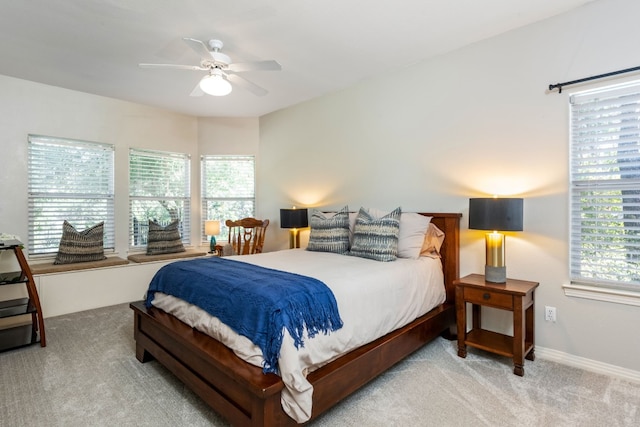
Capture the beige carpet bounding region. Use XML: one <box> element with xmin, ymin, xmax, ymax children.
<box><xmin>0</xmin><ymin>303</ymin><xmax>638</xmax><ymax>426</ymax></box>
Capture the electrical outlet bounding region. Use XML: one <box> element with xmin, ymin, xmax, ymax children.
<box><xmin>544</xmin><ymin>306</ymin><xmax>557</xmax><ymax>322</ymax></box>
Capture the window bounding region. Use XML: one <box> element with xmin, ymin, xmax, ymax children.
<box><xmin>201</xmin><ymin>155</ymin><xmax>255</xmax><ymax>242</ymax></box>
<box><xmin>129</xmin><ymin>148</ymin><xmax>191</xmax><ymax>249</ymax></box>
<box><xmin>27</xmin><ymin>135</ymin><xmax>115</xmax><ymax>255</ymax></box>
<box><xmin>569</xmin><ymin>81</ymin><xmax>640</xmax><ymax>294</ymax></box>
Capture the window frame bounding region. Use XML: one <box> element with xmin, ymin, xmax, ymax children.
<box><xmin>27</xmin><ymin>134</ymin><xmax>115</xmax><ymax>257</ymax></box>
<box><xmin>201</xmin><ymin>155</ymin><xmax>256</xmax><ymax>242</ymax></box>
<box><xmin>128</xmin><ymin>148</ymin><xmax>192</xmax><ymax>250</ymax></box>
<box><xmin>564</xmin><ymin>81</ymin><xmax>640</xmax><ymax>306</ymax></box>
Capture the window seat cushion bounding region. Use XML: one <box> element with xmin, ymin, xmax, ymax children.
<box><xmin>127</xmin><ymin>250</ymin><xmax>206</xmax><ymax>263</ymax></box>
<box><xmin>31</xmin><ymin>256</ymin><xmax>129</xmax><ymax>275</ymax></box>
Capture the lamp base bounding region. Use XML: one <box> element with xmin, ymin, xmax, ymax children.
<box><xmin>209</xmin><ymin>236</ymin><xmax>217</xmax><ymax>254</ymax></box>
<box><xmin>289</xmin><ymin>229</ymin><xmax>300</xmax><ymax>249</ymax></box>
<box><xmin>485</xmin><ymin>265</ymin><xmax>506</xmax><ymax>283</ymax></box>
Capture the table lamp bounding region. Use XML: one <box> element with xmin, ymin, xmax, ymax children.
<box><xmin>280</xmin><ymin>207</ymin><xmax>308</xmax><ymax>249</ymax></box>
<box><xmin>204</xmin><ymin>220</ymin><xmax>221</xmax><ymax>254</ymax></box>
<box><xmin>469</xmin><ymin>198</ymin><xmax>523</xmax><ymax>283</ymax></box>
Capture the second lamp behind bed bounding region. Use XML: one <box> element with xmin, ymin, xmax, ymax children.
<box><xmin>280</xmin><ymin>208</ymin><xmax>309</xmax><ymax>249</ymax></box>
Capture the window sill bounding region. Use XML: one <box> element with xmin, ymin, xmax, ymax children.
<box><xmin>563</xmin><ymin>283</ymin><xmax>640</xmax><ymax>307</ymax></box>
<box><xmin>30</xmin><ymin>256</ymin><xmax>129</xmax><ymax>275</ymax></box>
<box><xmin>127</xmin><ymin>249</ymin><xmax>206</xmax><ymax>263</ymax></box>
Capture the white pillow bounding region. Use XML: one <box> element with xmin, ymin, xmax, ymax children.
<box><xmin>366</xmin><ymin>208</ymin><xmax>431</xmax><ymax>259</ymax></box>
<box><xmin>398</xmin><ymin>213</ymin><xmax>431</xmax><ymax>259</ymax></box>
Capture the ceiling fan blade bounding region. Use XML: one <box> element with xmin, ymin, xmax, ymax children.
<box><xmin>190</xmin><ymin>81</ymin><xmax>205</xmax><ymax>97</ymax></box>
<box><xmin>227</xmin><ymin>60</ymin><xmax>282</xmax><ymax>73</ymax></box>
<box><xmin>227</xmin><ymin>74</ymin><xmax>268</xmax><ymax>96</ymax></box>
<box><xmin>139</xmin><ymin>63</ymin><xmax>207</xmax><ymax>71</ymax></box>
<box><xmin>183</xmin><ymin>37</ymin><xmax>213</xmax><ymax>59</ymax></box>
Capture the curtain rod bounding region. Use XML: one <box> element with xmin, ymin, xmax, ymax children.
<box><xmin>548</xmin><ymin>65</ymin><xmax>640</xmax><ymax>93</ymax></box>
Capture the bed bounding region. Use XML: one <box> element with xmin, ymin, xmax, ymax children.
<box><xmin>130</xmin><ymin>212</ymin><xmax>461</xmax><ymax>426</ymax></box>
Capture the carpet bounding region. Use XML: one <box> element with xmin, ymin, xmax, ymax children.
<box><xmin>0</xmin><ymin>303</ymin><xmax>638</xmax><ymax>426</ymax></box>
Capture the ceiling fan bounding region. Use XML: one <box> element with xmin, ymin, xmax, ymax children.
<box><xmin>139</xmin><ymin>38</ymin><xmax>281</xmax><ymax>97</ymax></box>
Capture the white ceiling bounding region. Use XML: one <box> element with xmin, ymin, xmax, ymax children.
<box><xmin>0</xmin><ymin>0</ymin><xmax>594</xmax><ymax>118</ymax></box>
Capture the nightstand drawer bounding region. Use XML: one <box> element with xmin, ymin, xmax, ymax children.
<box><xmin>464</xmin><ymin>287</ymin><xmax>513</xmax><ymax>309</ymax></box>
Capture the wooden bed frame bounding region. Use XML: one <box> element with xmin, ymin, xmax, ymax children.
<box><xmin>130</xmin><ymin>212</ymin><xmax>461</xmax><ymax>426</ymax></box>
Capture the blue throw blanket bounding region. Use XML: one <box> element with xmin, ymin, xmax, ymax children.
<box><xmin>145</xmin><ymin>257</ymin><xmax>343</xmax><ymax>374</ymax></box>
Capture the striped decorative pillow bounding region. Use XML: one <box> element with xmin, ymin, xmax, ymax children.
<box><xmin>349</xmin><ymin>207</ymin><xmax>402</xmax><ymax>262</ymax></box>
<box><xmin>54</xmin><ymin>221</ymin><xmax>106</xmax><ymax>264</ymax></box>
<box><xmin>306</xmin><ymin>206</ymin><xmax>350</xmax><ymax>254</ymax></box>
<box><xmin>146</xmin><ymin>220</ymin><xmax>185</xmax><ymax>255</ymax></box>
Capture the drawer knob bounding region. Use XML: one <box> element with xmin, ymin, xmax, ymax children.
<box><xmin>483</xmin><ymin>293</ymin><xmax>491</xmax><ymax>300</ymax></box>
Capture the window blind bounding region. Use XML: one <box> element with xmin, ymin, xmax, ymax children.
<box><xmin>201</xmin><ymin>155</ymin><xmax>255</xmax><ymax>242</ymax></box>
<box><xmin>129</xmin><ymin>148</ymin><xmax>191</xmax><ymax>248</ymax></box>
<box><xmin>570</xmin><ymin>81</ymin><xmax>640</xmax><ymax>288</ymax></box>
<box><xmin>27</xmin><ymin>135</ymin><xmax>115</xmax><ymax>255</ymax></box>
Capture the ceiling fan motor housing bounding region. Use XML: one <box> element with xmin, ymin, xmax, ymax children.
<box><xmin>208</xmin><ymin>39</ymin><xmax>224</xmax><ymax>50</ymax></box>
<box><xmin>207</xmin><ymin>40</ymin><xmax>231</xmax><ymax>65</ymax></box>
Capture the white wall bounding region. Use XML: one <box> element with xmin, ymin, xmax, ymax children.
<box><xmin>34</xmin><ymin>260</ymin><xmax>176</xmax><ymax>318</ymax></box>
<box><xmin>259</xmin><ymin>0</ymin><xmax>640</xmax><ymax>373</ymax></box>
<box><xmin>198</xmin><ymin>117</ymin><xmax>259</xmax><ymax>155</ymax></box>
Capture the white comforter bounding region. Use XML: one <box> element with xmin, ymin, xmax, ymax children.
<box><xmin>151</xmin><ymin>249</ymin><xmax>445</xmax><ymax>423</ymax></box>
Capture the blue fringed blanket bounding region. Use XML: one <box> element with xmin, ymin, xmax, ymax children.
<box><xmin>145</xmin><ymin>257</ymin><xmax>343</xmax><ymax>374</ymax></box>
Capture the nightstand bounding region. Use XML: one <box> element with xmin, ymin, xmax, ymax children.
<box><xmin>455</xmin><ymin>273</ymin><xmax>539</xmax><ymax>376</ymax></box>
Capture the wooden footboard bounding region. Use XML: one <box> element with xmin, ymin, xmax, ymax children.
<box><xmin>131</xmin><ymin>300</ymin><xmax>455</xmax><ymax>426</ymax></box>
<box><xmin>132</xmin><ymin>300</ymin><xmax>291</xmax><ymax>426</ymax></box>
<box><xmin>131</xmin><ymin>212</ymin><xmax>461</xmax><ymax>426</ymax></box>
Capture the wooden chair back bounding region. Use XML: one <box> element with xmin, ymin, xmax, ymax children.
<box><xmin>226</xmin><ymin>218</ymin><xmax>269</xmax><ymax>255</ymax></box>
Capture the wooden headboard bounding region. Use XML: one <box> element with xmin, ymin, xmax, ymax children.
<box><xmin>420</xmin><ymin>212</ymin><xmax>462</xmax><ymax>304</ymax></box>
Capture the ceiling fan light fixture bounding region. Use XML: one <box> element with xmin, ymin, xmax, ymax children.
<box><xmin>199</xmin><ymin>70</ymin><xmax>232</xmax><ymax>96</ymax></box>
<box><xmin>142</xmin><ymin>38</ymin><xmax>276</xmax><ymax>97</ymax></box>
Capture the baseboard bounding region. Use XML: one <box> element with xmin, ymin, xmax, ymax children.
<box><xmin>536</xmin><ymin>346</ymin><xmax>640</xmax><ymax>383</ymax></box>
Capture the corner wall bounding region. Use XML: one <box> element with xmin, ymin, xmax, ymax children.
<box><xmin>0</xmin><ymin>75</ymin><xmax>200</xmax><ymax>316</ymax></box>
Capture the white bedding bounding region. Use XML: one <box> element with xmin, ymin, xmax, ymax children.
<box><xmin>150</xmin><ymin>249</ymin><xmax>445</xmax><ymax>423</ymax></box>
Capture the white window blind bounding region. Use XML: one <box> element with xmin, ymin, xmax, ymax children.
<box><xmin>129</xmin><ymin>148</ymin><xmax>191</xmax><ymax>248</ymax></box>
<box><xmin>27</xmin><ymin>135</ymin><xmax>115</xmax><ymax>255</ymax></box>
<box><xmin>570</xmin><ymin>82</ymin><xmax>640</xmax><ymax>289</ymax></box>
<box><xmin>201</xmin><ymin>155</ymin><xmax>255</xmax><ymax>242</ymax></box>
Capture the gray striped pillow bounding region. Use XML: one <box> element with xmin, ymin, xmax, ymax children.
<box><xmin>54</xmin><ymin>221</ymin><xmax>106</xmax><ymax>264</ymax></box>
<box><xmin>306</xmin><ymin>206</ymin><xmax>350</xmax><ymax>254</ymax></box>
<box><xmin>146</xmin><ymin>220</ymin><xmax>185</xmax><ymax>255</ymax></box>
<box><xmin>349</xmin><ymin>207</ymin><xmax>401</xmax><ymax>262</ymax></box>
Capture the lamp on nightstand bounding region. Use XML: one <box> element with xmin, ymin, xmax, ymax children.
<box><xmin>469</xmin><ymin>197</ymin><xmax>523</xmax><ymax>283</ymax></box>
<box><xmin>280</xmin><ymin>207</ymin><xmax>308</xmax><ymax>249</ymax></box>
<box><xmin>204</xmin><ymin>220</ymin><xmax>221</xmax><ymax>254</ymax></box>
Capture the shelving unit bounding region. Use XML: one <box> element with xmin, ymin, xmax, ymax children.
<box><xmin>0</xmin><ymin>239</ymin><xmax>46</xmax><ymax>352</ymax></box>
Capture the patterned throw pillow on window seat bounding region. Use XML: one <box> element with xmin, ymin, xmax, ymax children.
<box><xmin>146</xmin><ymin>219</ymin><xmax>185</xmax><ymax>255</ymax></box>
<box><xmin>54</xmin><ymin>221</ymin><xmax>107</xmax><ymax>265</ymax></box>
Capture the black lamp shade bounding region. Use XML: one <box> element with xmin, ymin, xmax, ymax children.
<box><xmin>280</xmin><ymin>208</ymin><xmax>309</xmax><ymax>229</ymax></box>
<box><xmin>469</xmin><ymin>198</ymin><xmax>523</xmax><ymax>231</ymax></box>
